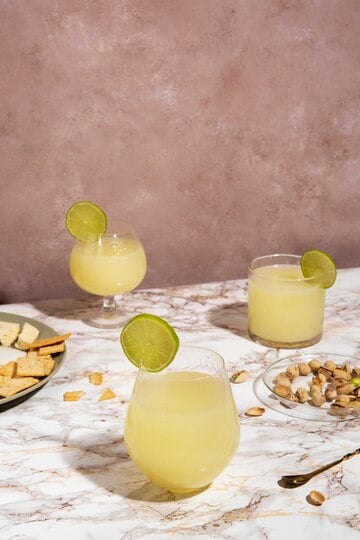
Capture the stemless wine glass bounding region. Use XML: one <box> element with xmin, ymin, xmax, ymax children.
<box><xmin>69</xmin><ymin>221</ymin><xmax>147</xmax><ymax>328</ymax></box>
<box><xmin>248</xmin><ymin>254</ymin><xmax>325</xmax><ymax>348</ymax></box>
<box><xmin>124</xmin><ymin>346</ymin><xmax>240</xmax><ymax>494</ymax></box>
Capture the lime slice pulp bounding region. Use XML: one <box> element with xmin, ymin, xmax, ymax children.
<box><xmin>120</xmin><ymin>314</ymin><xmax>179</xmax><ymax>372</ymax></box>
<box><xmin>65</xmin><ymin>201</ymin><xmax>107</xmax><ymax>242</ymax></box>
<box><xmin>300</xmin><ymin>249</ymin><xmax>337</xmax><ymax>289</ymax></box>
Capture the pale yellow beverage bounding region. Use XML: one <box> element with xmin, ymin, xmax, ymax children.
<box><xmin>70</xmin><ymin>236</ymin><xmax>146</xmax><ymax>297</ymax></box>
<box><xmin>125</xmin><ymin>353</ymin><xmax>240</xmax><ymax>493</ymax></box>
<box><xmin>248</xmin><ymin>255</ymin><xmax>325</xmax><ymax>348</ymax></box>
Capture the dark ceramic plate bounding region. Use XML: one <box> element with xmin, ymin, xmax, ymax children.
<box><xmin>0</xmin><ymin>312</ymin><xmax>66</xmax><ymax>406</ymax></box>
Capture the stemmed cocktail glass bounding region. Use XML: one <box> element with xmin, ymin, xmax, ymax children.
<box><xmin>69</xmin><ymin>221</ymin><xmax>146</xmax><ymax>328</ymax></box>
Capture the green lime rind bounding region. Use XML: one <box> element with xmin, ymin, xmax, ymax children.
<box><xmin>120</xmin><ymin>313</ymin><xmax>180</xmax><ymax>372</ymax></box>
<box><xmin>300</xmin><ymin>249</ymin><xmax>337</xmax><ymax>289</ymax></box>
<box><xmin>65</xmin><ymin>201</ymin><xmax>107</xmax><ymax>242</ymax></box>
<box><xmin>351</xmin><ymin>376</ymin><xmax>360</xmax><ymax>388</ymax></box>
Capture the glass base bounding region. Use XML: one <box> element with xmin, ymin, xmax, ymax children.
<box><xmin>82</xmin><ymin>308</ymin><xmax>128</xmax><ymax>329</ymax></box>
<box><xmin>248</xmin><ymin>330</ymin><xmax>322</xmax><ymax>349</ymax></box>
<box><xmin>168</xmin><ymin>483</ymin><xmax>211</xmax><ymax>496</ymax></box>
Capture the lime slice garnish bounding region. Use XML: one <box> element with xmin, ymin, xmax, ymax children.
<box><xmin>120</xmin><ymin>314</ymin><xmax>179</xmax><ymax>372</ymax></box>
<box><xmin>351</xmin><ymin>376</ymin><xmax>360</xmax><ymax>388</ymax></box>
<box><xmin>65</xmin><ymin>201</ymin><xmax>107</xmax><ymax>242</ymax></box>
<box><xmin>300</xmin><ymin>249</ymin><xmax>337</xmax><ymax>289</ymax></box>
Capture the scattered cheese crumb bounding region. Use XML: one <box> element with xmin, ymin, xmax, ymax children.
<box><xmin>63</xmin><ymin>390</ymin><xmax>85</xmax><ymax>402</ymax></box>
<box><xmin>88</xmin><ymin>372</ymin><xmax>103</xmax><ymax>386</ymax></box>
<box><xmin>99</xmin><ymin>388</ymin><xmax>116</xmax><ymax>401</ymax></box>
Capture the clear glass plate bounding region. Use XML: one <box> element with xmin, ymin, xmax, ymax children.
<box><xmin>260</xmin><ymin>352</ymin><xmax>360</xmax><ymax>422</ymax></box>
<box><xmin>0</xmin><ymin>312</ymin><xmax>66</xmax><ymax>408</ymax></box>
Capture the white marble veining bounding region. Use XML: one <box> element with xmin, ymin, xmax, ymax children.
<box><xmin>0</xmin><ymin>268</ymin><xmax>359</xmax><ymax>539</ymax></box>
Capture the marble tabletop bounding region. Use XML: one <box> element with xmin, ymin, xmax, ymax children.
<box><xmin>0</xmin><ymin>268</ymin><xmax>359</xmax><ymax>540</ymax></box>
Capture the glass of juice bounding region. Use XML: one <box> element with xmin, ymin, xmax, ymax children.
<box><xmin>124</xmin><ymin>346</ymin><xmax>240</xmax><ymax>494</ymax></box>
<box><xmin>248</xmin><ymin>254</ymin><xmax>325</xmax><ymax>349</ymax></box>
<box><xmin>69</xmin><ymin>221</ymin><xmax>147</xmax><ymax>328</ymax></box>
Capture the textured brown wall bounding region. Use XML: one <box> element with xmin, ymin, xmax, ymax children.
<box><xmin>1</xmin><ymin>0</ymin><xmax>359</xmax><ymax>303</ymax></box>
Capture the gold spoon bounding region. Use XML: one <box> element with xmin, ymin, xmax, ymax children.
<box><xmin>279</xmin><ymin>447</ymin><xmax>360</xmax><ymax>489</ymax></box>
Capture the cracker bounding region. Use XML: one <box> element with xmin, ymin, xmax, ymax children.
<box><xmin>0</xmin><ymin>320</ymin><xmax>65</xmax><ymax>400</ymax></box>
<box><xmin>38</xmin><ymin>343</ymin><xmax>65</xmax><ymax>356</ymax></box>
<box><xmin>43</xmin><ymin>357</ymin><xmax>56</xmax><ymax>376</ymax></box>
<box><xmin>15</xmin><ymin>355</ymin><xmax>55</xmax><ymax>378</ymax></box>
<box><xmin>0</xmin><ymin>322</ymin><xmax>20</xmax><ymax>347</ymax></box>
<box><xmin>99</xmin><ymin>388</ymin><xmax>116</xmax><ymax>401</ymax></box>
<box><xmin>88</xmin><ymin>372</ymin><xmax>103</xmax><ymax>386</ymax></box>
<box><xmin>0</xmin><ymin>361</ymin><xmax>17</xmax><ymax>378</ymax></box>
<box><xmin>17</xmin><ymin>357</ymin><xmax>47</xmax><ymax>377</ymax></box>
<box><xmin>63</xmin><ymin>390</ymin><xmax>85</xmax><ymax>402</ymax></box>
<box><xmin>15</xmin><ymin>322</ymin><xmax>40</xmax><ymax>350</ymax></box>
<box><xmin>29</xmin><ymin>333</ymin><xmax>71</xmax><ymax>350</ymax></box>
<box><xmin>0</xmin><ymin>377</ymin><xmax>39</xmax><ymax>397</ymax></box>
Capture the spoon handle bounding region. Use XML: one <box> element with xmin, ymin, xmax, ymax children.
<box><xmin>308</xmin><ymin>447</ymin><xmax>360</xmax><ymax>478</ymax></box>
<box><xmin>281</xmin><ymin>447</ymin><xmax>360</xmax><ymax>487</ymax></box>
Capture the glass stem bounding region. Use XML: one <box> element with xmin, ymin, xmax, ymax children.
<box><xmin>102</xmin><ymin>296</ymin><xmax>117</xmax><ymax>315</ymax></box>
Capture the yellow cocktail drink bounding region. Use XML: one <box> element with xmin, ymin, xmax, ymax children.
<box><xmin>248</xmin><ymin>255</ymin><xmax>325</xmax><ymax>348</ymax></box>
<box><xmin>70</xmin><ymin>236</ymin><xmax>146</xmax><ymax>296</ymax></box>
<box><xmin>67</xmin><ymin>211</ymin><xmax>147</xmax><ymax>328</ymax></box>
<box><xmin>125</xmin><ymin>348</ymin><xmax>240</xmax><ymax>493</ymax></box>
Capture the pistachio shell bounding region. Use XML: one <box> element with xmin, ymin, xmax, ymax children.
<box><xmin>324</xmin><ymin>360</ymin><xmax>336</xmax><ymax>372</ymax></box>
<box><xmin>298</xmin><ymin>363</ymin><xmax>311</xmax><ymax>376</ymax></box>
<box><xmin>230</xmin><ymin>370</ymin><xmax>249</xmax><ymax>384</ymax></box>
<box><xmin>286</xmin><ymin>364</ymin><xmax>299</xmax><ymax>378</ymax></box>
<box><xmin>324</xmin><ymin>385</ymin><xmax>337</xmax><ymax>401</ymax></box>
<box><xmin>295</xmin><ymin>387</ymin><xmax>308</xmax><ymax>403</ymax></box>
<box><xmin>245</xmin><ymin>407</ymin><xmax>265</xmax><ymax>417</ymax></box>
<box><xmin>275</xmin><ymin>374</ymin><xmax>292</xmax><ymax>387</ymax></box>
<box><xmin>333</xmin><ymin>368</ymin><xmax>351</xmax><ymax>380</ymax></box>
<box><xmin>308</xmin><ymin>490</ymin><xmax>325</xmax><ymax>506</ymax></box>
<box><xmin>309</xmin><ymin>386</ymin><xmax>325</xmax><ymax>407</ymax></box>
<box><xmin>318</xmin><ymin>367</ymin><xmax>332</xmax><ymax>380</ymax></box>
<box><xmin>273</xmin><ymin>384</ymin><xmax>292</xmax><ymax>399</ymax></box>
<box><xmin>309</xmin><ymin>359</ymin><xmax>322</xmax><ymax>372</ymax></box>
<box><xmin>336</xmin><ymin>382</ymin><xmax>355</xmax><ymax>395</ymax></box>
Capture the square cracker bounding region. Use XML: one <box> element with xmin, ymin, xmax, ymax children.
<box><xmin>17</xmin><ymin>357</ymin><xmax>46</xmax><ymax>377</ymax></box>
<box><xmin>0</xmin><ymin>377</ymin><xmax>39</xmax><ymax>398</ymax></box>
<box><xmin>17</xmin><ymin>356</ymin><xmax>56</xmax><ymax>377</ymax></box>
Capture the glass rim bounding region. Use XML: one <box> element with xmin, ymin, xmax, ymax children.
<box><xmin>139</xmin><ymin>345</ymin><xmax>225</xmax><ymax>380</ymax></box>
<box><xmin>248</xmin><ymin>253</ymin><xmax>318</xmax><ymax>284</ymax></box>
<box><xmin>74</xmin><ymin>221</ymin><xmax>137</xmax><ymax>243</ymax></box>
